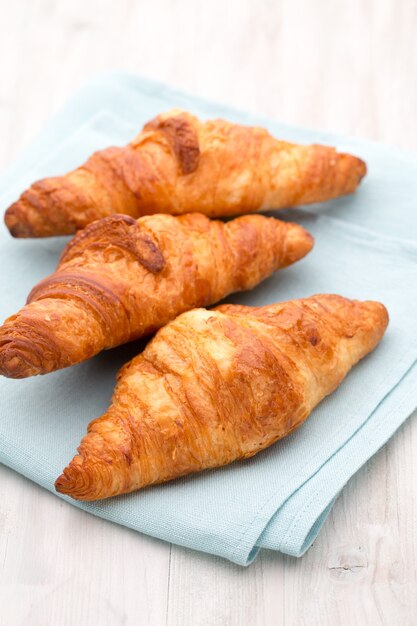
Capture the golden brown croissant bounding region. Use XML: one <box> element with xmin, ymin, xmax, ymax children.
<box><xmin>0</xmin><ymin>212</ymin><xmax>313</xmax><ymax>378</ymax></box>
<box><xmin>5</xmin><ymin>109</ymin><xmax>366</xmax><ymax>238</ymax></box>
<box><xmin>55</xmin><ymin>295</ymin><xmax>388</xmax><ymax>501</ymax></box>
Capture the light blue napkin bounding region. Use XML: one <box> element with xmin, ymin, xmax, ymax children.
<box><xmin>1</xmin><ymin>73</ymin><xmax>417</xmax><ymax>566</ymax></box>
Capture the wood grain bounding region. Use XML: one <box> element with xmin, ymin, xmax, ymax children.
<box><xmin>1</xmin><ymin>0</ymin><xmax>417</xmax><ymax>624</ymax></box>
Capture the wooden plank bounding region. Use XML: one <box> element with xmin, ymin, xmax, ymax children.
<box><xmin>0</xmin><ymin>466</ymin><xmax>171</xmax><ymax>626</ymax></box>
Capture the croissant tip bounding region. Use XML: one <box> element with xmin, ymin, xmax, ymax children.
<box><xmin>364</xmin><ymin>299</ymin><xmax>389</xmax><ymax>328</ymax></box>
<box><xmin>340</xmin><ymin>152</ymin><xmax>367</xmax><ymax>185</ymax></box>
<box><xmin>0</xmin><ymin>342</ymin><xmax>42</xmax><ymax>378</ymax></box>
<box><xmin>358</xmin><ymin>157</ymin><xmax>367</xmax><ymax>177</ymax></box>
<box><xmin>55</xmin><ymin>471</ymin><xmax>76</xmax><ymax>497</ymax></box>
<box><xmin>4</xmin><ymin>198</ymin><xmax>74</xmax><ymax>238</ymax></box>
<box><xmin>54</xmin><ymin>473</ymin><xmax>70</xmax><ymax>494</ymax></box>
<box><xmin>55</xmin><ymin>458</ymin><xmax>92</xmax><ymax>501</ymax></box>
<box><xmin>5</xmin><ymin>200</ymin><xmax>47</xmax><ymax>238</ymax></box>
<box><xmin>299</xmin><ymin>231</ymin><xmax>315</xmax><ymax>259</ymax></box>
<box><xmin>4</xmin><ymin>205</ymin><xmax>26</xmax><ymax>238</ymax></box>
<box><xmin>353</xmin><ymin>156</ymin><xmax>367</xmax><ymax>184</ymax></box>
<box><xmin>313</xmin><ymin>295</ymin><xmax>389</xmax><ymax>342</ymax></box>
<box><xmin>304</xmin><ymin>229</ymin><xmax>315</xmax><ymax>250</ymax></box>
<box><xmin>283</xmin><ymin>222</ymin><xmax>315</xmax><ymax>263</ymax></box>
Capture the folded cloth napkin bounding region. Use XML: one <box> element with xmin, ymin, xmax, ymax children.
<box><xmin>1</xmin><ymin>73</ymin><xmax>417</xmax><ymax>566</ymax></box>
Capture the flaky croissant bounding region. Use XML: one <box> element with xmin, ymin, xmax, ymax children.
<box><xmin>5</xmin><ymin>109</ymin><xmax>366</xmax><ymax>238</ymax></box>
<box><xmin>0</xmin><ymin>212</ymin><xmax>313</xmax><ymax>378</ymax></box>
<box><xmin>55</xmin><ymin>295</ymin><xmax>388</xmax><ymax>501</ymax></box>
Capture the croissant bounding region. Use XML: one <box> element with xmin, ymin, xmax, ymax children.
<box><xmin>5</xmin><ymin>109</ymin><xmax>366</xmax><ymax>238</ymax></box>
<box><xmin>0</xmin><ymin>212</ymin><xmax>313</xmax><ymax>378</ymax></box>
<box><xmin>55</xmin><ymin>295</ymin><xmax>388</xmax><ymax>501</ymax></box>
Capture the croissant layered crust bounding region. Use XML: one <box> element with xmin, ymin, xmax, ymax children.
<box><xmin>0</xmin><ymin>213</ymin><xmax>313</xmax><ymax>378</ymax></box>
<box><xmin>5</xmin><ymin>109</ymin><xmax>366</xmax><ymax>237</ymax></box>
<box><xmin>55</xmin><ymin>295</ymin><xmax>388</xmax><ymax>501</ymax></box>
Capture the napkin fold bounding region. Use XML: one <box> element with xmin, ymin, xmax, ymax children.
<box><xmin>1</xmin><ymin>73</ymin><xmax>416</xmax><ymax>565</ymax></box>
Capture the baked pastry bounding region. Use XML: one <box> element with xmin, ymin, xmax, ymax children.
<box><xmin>5</xmin><ymin>109</ymin><xmax>366</xmax><ymax>237</ymax></box>
<box><xmin>0</xmin><ymin>212</ymin><xmax>313</xmax><ymax>378</ymax></box>
<box><xmin>55</xmin><ymin>295</ymin><xmax>388</xmax><ymax>501</ymax></box>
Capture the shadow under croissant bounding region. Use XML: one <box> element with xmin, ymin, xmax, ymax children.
<box><xmin>87</xmin><ymin>336</ymin><xmax>151</xmax><ymax>377</ymax></box>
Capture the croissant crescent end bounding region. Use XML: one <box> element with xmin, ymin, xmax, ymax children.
<box><xmin>0</xmin><ymin>212</ymin><xmax>313</xmax><ymax>378</ymax></box>
<box><xmin>55</xmin><ymin>295</ymin><xmax>388</xmax><ymax>501</ymax></box>
<box><xmin>4</xmin><ymin>109</ymin><xmax>366</xmax><ymax>237</ymax></box>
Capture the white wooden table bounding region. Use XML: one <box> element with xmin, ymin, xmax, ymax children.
<box><xmin>1</xmin><ymin>1</ymin><xmax>417</xmax><ymax>624</ymax></box>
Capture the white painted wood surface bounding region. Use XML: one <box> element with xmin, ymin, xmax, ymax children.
<box><xmin>1</xmin><ymin>1</ymin><xmax>417</xmax><ymax>624</ymax></box>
